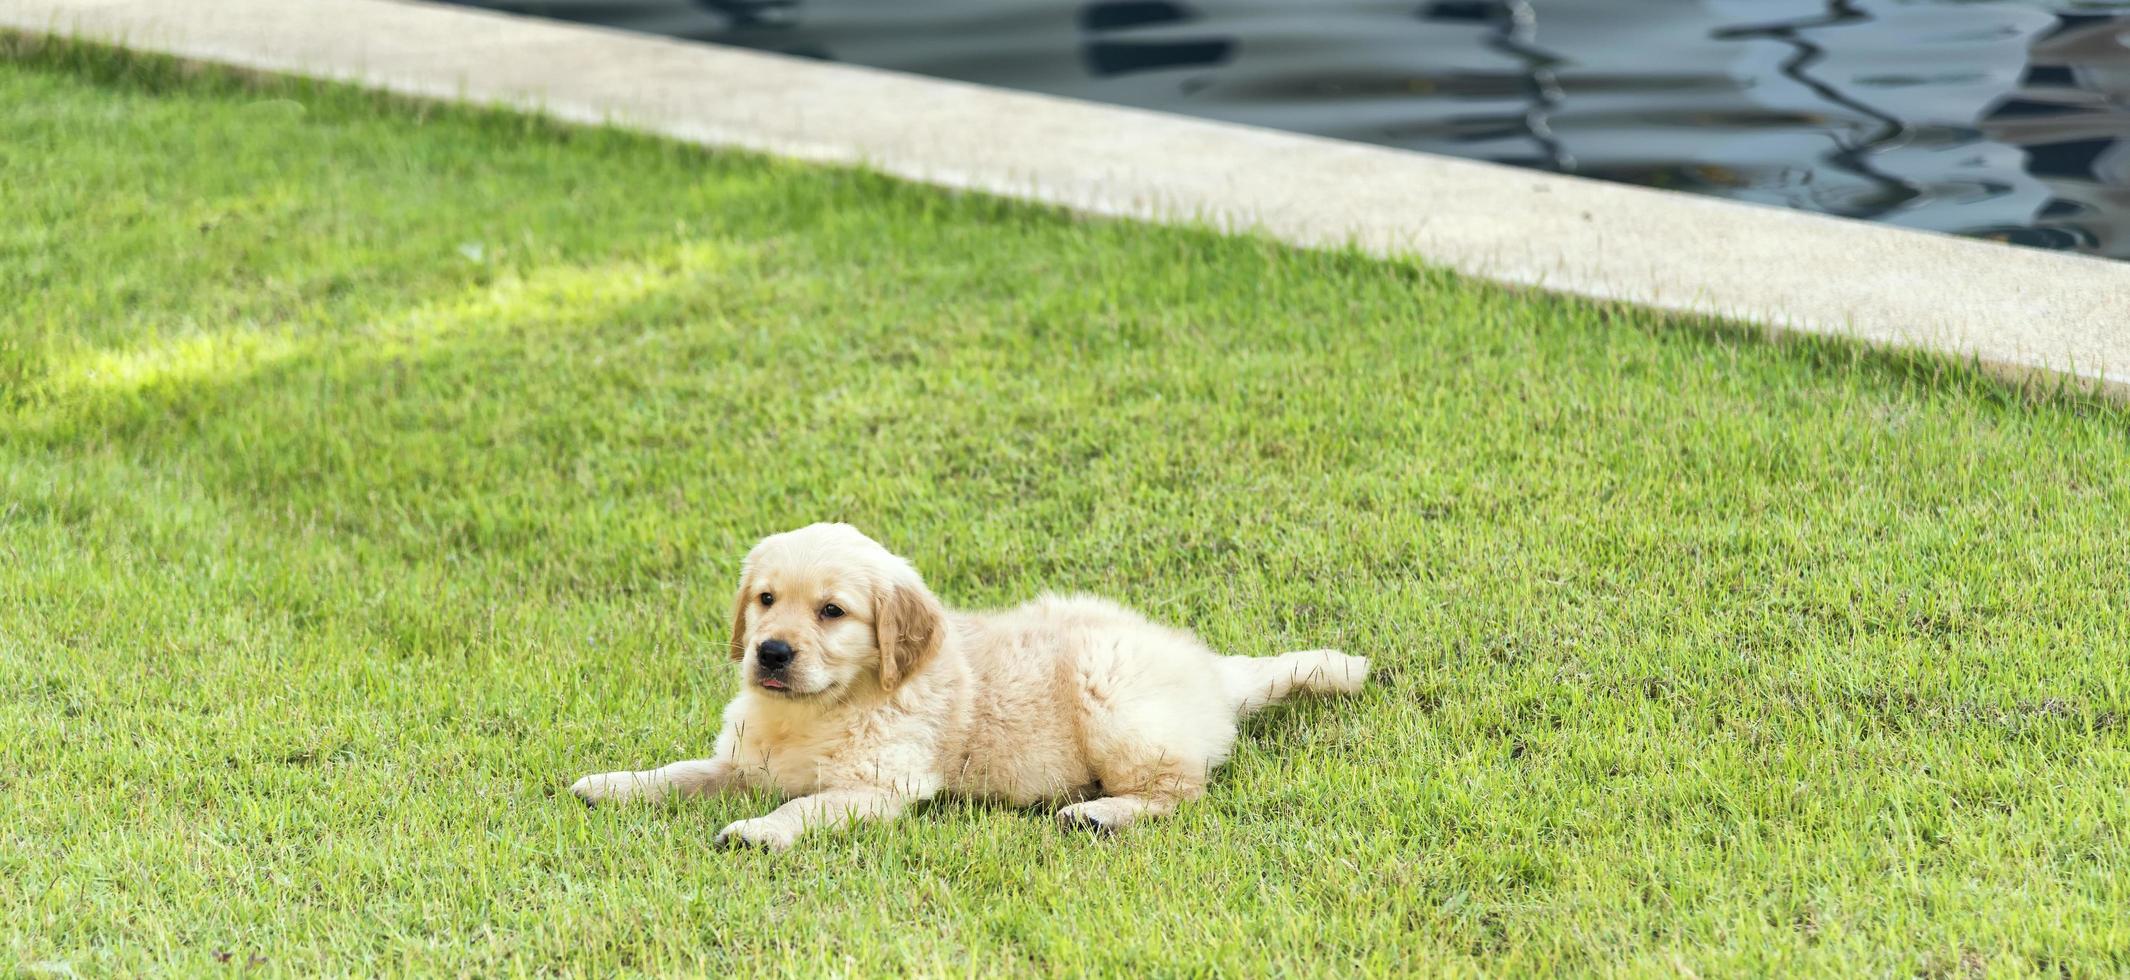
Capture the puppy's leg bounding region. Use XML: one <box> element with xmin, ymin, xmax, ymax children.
<box><xmin>715</xmin><ymin>787</ymin><xmax>918</xmax><ymax>853</ymax></box>
<box><xmin>1055</xmin><ymin>763</ymin><xmax>1207</xmax><ymax>835</ymax></box>
<box><xmin>572</xmin><ymin>758</ymin><xmax>736</xmax><ymax>806</ymax></box>
<box><xmin>1058</xmin><ymin>667</ymin><xmax>1222</xmax><ymax>834</ymax></box>
<box><xmin>1056</xmin><ymin>790</ymin><xmax>1186</xmax><ymax>834</ymax></box>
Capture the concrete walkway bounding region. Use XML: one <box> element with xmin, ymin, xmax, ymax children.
<box><xmin>5</xmin><ymin>0</ymin><xmax>2127</xmax><ymax>394</ymax></box>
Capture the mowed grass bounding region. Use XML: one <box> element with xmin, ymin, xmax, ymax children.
<box><xmin>5</xmin><ymin>36</ymin><xmax>2130</xmax><ymax>977</ymax></box>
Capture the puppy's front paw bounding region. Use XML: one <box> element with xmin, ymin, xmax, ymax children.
<box><xmin>715</xmin><ymin>817</ymin><xmax>796</xmax><ymax>852</ymax></box>
<box><xmin>570</xmin><ymin>770</ymin><xmax>666</xmax><ymax>806</ymax></box>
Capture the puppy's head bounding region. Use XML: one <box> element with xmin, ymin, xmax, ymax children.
<box><xmin>728</xmin><ymin>523</ymin><xmax>944</xmax><ymax>700</ymax></box>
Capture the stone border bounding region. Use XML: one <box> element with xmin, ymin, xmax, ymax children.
<box><xmin>7</xmin><ymin>0</ymin><xmax>2127</xmax><ymax>394</ymax></box>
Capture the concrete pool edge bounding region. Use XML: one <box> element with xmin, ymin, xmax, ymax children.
<box><xmin>6</xmin><ymin>0</ymin><xmax>2127</xmax><ymax>397</ymax></box>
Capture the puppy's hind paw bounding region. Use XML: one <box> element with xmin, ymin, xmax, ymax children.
<box><xmin>1054</xmin><ymin>801</ymin><xmax>1121</xmax><ymax>836</ymax></box>
<box><xmin>715</xmin><ymin>817</ymin><xmax>797</xmax><ymax>852</ymax></box>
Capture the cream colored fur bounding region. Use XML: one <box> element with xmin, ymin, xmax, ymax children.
<box><xmin>571</xmin><ymin>523</ymin><xmax>1368</xmax><ymax>850</ymax></box>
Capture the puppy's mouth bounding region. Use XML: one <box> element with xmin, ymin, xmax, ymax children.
<box><xmin>753</xmin><ymin>672</ymin><xmax>831</xmax><ymax>700</ymax></box>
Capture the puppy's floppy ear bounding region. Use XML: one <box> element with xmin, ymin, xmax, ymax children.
<box><xmin>875</xmin><ymin>579</ymin><xmax>944</xmax><ymax>690</ymax></box>
<box><xmin>728</xmin><ymin>585</ymin><xmax>751</xmax><ymax>663</ymax></box>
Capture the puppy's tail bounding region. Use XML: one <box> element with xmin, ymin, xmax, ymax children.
<box><xmin>1218</xmin><ymin>649</ymin><xmax>1369</xmax><ymax>719</ymax></box>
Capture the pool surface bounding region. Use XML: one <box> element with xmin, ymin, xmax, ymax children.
<box><xmin>459</xmin><ymin>0</ymin><xmax>2130</xmax><ymax>260</ymax></box>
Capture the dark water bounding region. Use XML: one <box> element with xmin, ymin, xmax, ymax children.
<box><xmin>462</xmin><ymin>0</ymin><xmax>2130</xmax><ymax>259</ymax></box>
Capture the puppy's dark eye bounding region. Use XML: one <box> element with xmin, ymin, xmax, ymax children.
<box><xmin>759</xmin><ymin>592</ymin><xmax>774</xmax><ymax>607</ymax></box>
<box><xmin>821</xmin><ymin>604</ymin><xmax>844</xmax><ymax>620</ymax></box>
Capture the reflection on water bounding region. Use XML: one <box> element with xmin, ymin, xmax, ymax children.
<box><xmin>464</xmin><ymin>0</ymin><xmax>2130</xmax><ymax>259</ymax></box>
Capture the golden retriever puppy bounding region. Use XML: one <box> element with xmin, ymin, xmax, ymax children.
<box><xmin>571</xmin><ymin>523</ymin><xmax>1368</xmax><ymax>849</ymax></box>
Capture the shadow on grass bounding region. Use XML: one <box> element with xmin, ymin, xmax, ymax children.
<box><xmin>1301</xmin><ymin>241</ymin><xmax>2128</xmax><ymax>421</ymax></box>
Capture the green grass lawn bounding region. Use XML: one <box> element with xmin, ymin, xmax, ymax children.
<box><xmin>5</xmin><ymin>36</ymin><xmax>2129</xmax><ymax>977</ymax></box>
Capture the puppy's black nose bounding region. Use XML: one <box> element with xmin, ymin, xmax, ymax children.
<box><xmin>756</xmin><ymin>639</ymin><xmax>794</xmax><ymax>671</ymax></box>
